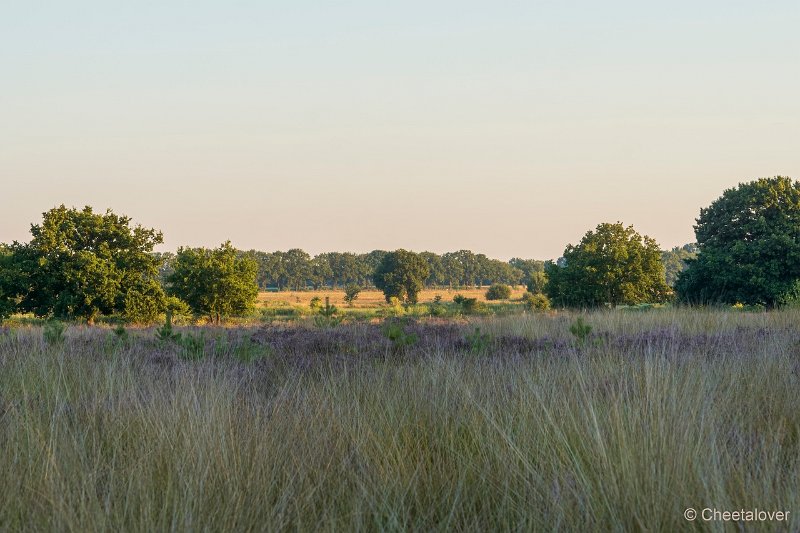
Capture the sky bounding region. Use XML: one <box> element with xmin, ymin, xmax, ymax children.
<box><xmin>1</xmin><ymin>1</ymin><xmax>798</xmax><ymax>260</ymax></box>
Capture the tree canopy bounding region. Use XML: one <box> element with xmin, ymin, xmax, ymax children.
<box><xmin>2</xmin><ymin>206</ymin><xmax>164</xmax><ymax>321</ymax></box>
<box><xmin>167</xmin><ymin>242</ymin><xmax>258</xmax><ymax>322</ymax></box>
<box><xmin>544</xmin><ymin>222</ymin><xmax>671</xmax><ymax>307</ymax></box>
<box><xmin>373</xmin><ymin>249</ymin><xmax>430</xmax><ymax>304</ymax></box>
<box><xmin>676</xmin><ymin>176</ymin><xmax>800</xmax><ymax>307</ymax></box>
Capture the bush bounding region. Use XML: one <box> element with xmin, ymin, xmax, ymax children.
<box><xmin>381</xmin><ymin>318</ymin><xmax>418</xmax><ymax>352</ymax></box>
<box><xmin>522</xmin><ymin>292</ymin><xmax>550</xmax><ymax>311</ymax></box>
<box><xmin>485</xmin><ymin>284</ymin><xmax>512</xmax><ymax>300</ymax></box>
<box><xmin>43</xmin><ymin>320</ymin><xmax>66</xmax><ymax>345</ymax></box>
<box><xmin>453</xmin><ymin>294</ymin><xmax>480</xmax><ymax>314</ymax></box>
<box><xmin>569</xmin><ymin>317</ymin><xmax>592</xmax><ymax>344</ymax></box>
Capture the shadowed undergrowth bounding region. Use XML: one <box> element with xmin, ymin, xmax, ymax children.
<box><xmin>0</xmin><ymin>309</ymin><xmax>799</xmax><ymax>531</ymax></box>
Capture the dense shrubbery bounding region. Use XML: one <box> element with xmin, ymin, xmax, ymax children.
<box><xmin>485</xmin><ymin>283</ymin><xmax>512</xmax><ymax>300</ymax></box>
<box><xmin>522</xmin><ymin>292</ymin><xmax>550</xmax><ymax>311</ymax></box>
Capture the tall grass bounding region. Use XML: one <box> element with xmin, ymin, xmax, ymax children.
<box><xmin>0</xmin><ymin>309</ymin><xmax>798</xmax><ymax>531</ymax></box>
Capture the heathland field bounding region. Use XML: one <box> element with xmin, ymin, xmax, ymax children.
<box><xmin>1</xmin><ymin>308</ymin><xmax>799</xmax><ymax>531</ymax></box>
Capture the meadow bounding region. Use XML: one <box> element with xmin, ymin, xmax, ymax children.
<box><xmin>258</xmin><ymin>287</ymin><xmax>528</xmax><ymax>309</ymax></box>
<box><xmin>1</xmin><ymin>308</ymin><xmax>798</xmax><ymax>531</ymax></box>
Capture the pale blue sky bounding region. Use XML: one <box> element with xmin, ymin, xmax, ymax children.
<box><xmin>1</xmin><ymin>1</ymin><xmax>798</xmax><ymax>259</ymax></box>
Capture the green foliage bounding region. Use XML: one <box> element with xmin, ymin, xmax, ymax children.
<box><xmin>428</xmin><ymin>295</ymin><xmax>447</xmax><ymax>317</ymax></box>
<box><xmin>381</xmin><ymin>318</ymin><xmax>418</xmax><ymax>351</ymax></box>
<box><xmin>167</xmin><ymin>241</ymin><xmax>258</xmax><ymax>323</ymax></box>
<box><xmin>314</xmin><ymin>297</ymin><xmax>343</xmax><ymax>328</ymax></box>
<box><xmin>465</xmin><ymin>327</ymin><xmax>492</xmax><ymax>355</ymax></box>
<box><xmin>373</xmin><ymin>249</ymin><xmax>430</xmax><ymax>304</ymax></box>
<box><xmin>6</xmin><ymin>206</ymin><xmax>164</xmax><ymax>322</ymax></box>
<box><xmin>660</xmin><ymin>244</ymin><xmax>697</xmax><ymax>287</ymax></box>
<box><xmin>177</xmin><ymin>330</ymin><xmax>206</xmax><ymax>360</ymax></box>
<box><xmin>0</xmin><ymin>245</ymin><xmax>19</xmax><ymax>320</ymax></box>
<box><xmin>569</xmin><ymin>317</ymin><xmax>592</xmax><ymax>344</ymax></box>
<box><xmin>526</xmin><ymin>271</ymin><xmax>548</xmax><ymax>294</ymax></box>
<box><xmin>309</xmin><ymin>296</ymin><xmax>322</xmax><ymax>310</ymax></box>
<box><xmin>545</xmin><ymin>222</ymin><xmax>672</xmax><ymax>308</ymax></box>
<box><xmin>676</xmin><ymin>177</ymin><xmax>800</xmax><ymax>307</ymax></box>
<box><xmin>124</xmin><ymin>283</ymin><xmax>166</xmax><ymax>324</ymax></box>
<box><xmin>522</xmin><ymin>292</ymin><xmax>551</xmax><ymax>311</ymax></box>
<box><xmin>485</xmin><ymin>283</ymin><xmax>512</xmax><ymax>300</ymax></box>
<box><xmin>43</xmin><ymin>320</ymin><xmax>66</xmax><ymax>345</ymax></box>
<box><xmin>453</xmin><ymin>294</ymin><xmax>479</xmax><ymax>313</ymax></box>
<box><xmin>343</xmin><ymin>284</ymin><xmax>361</xmax><ymax>306</ymax></box>
<box><xmin>155</xmin><ymin>311</ymin><xmax>181</xmax><ymax>343</ymax></box>
<box><xmin>318</xmin><ymin>297</ymin><xmax>338</xmax><ymax>317</ymax></box>
<box><xmin>113</xmin><ymin>324</ymin><xmax>129</xmax><ymax>342</ymax></box>
<box><xmin>165</xmin><ymin>296</ymin><xmax>192</xmax><ymax>323</ymax></box>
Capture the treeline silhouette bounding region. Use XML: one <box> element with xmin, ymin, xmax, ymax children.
<box><xmin>155</xmin><ymin>250</ymin><xmax>546</xmax><ymax>291</ymax></box>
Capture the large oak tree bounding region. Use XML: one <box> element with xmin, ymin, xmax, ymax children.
<box><xmin>545</xmin><ymin>222</ymin><xmax>671</xmax><ymax>308</ymax></box>
<box><xmin>676</xmin><ymin>177</ymin><xmax>800</xmax><ymax>307</ymax></box>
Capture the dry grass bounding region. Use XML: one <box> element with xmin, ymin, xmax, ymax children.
<box><xmin>258</xmin><ymin>287</ymin><xmax>528</xmax><ymax>308</ymax></box>
<box><xmin>0</xmin><ymin>309</ymin><xmax>798</xmax><ymax>531</ymax></box>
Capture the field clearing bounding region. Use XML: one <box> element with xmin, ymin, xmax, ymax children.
<box><xmin>258</xmin><ymin>287</ymin><xmax>529</xmax><ymax>308</ymax></box>
<box><xmin>1</xmin><ymin>309</ymin><xmax>798</xmax><ymax>530</ymax></box>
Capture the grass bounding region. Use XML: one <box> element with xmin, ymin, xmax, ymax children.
<box><xmin>0</xmin><ymin>309</ymin><xmax>798</xmax><ymax>531</ymax></box>
<box><xmin>258</xmin><ymin>287</ymin><xmax>529</xmax><ymax>309</ymax></box>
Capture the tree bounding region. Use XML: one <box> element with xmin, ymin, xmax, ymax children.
<box><xmin>0</xmin><ymin>245</ymin><xmax>19</xmax><ymax>319</ymax></box>
<box><xmin>373</xmin><ymin>249</ymin><xmax>430</xmax><ymax>304</ymax></box>
<box><xmin>309</xmin><ymin>255</ymin><xmax>333</xmax><ymax>290</ymax></box>
<box><xmin>167</xmin><ymin>242</ymin><xmax>258</xmax><ymax>323</ymax></box>
<box><xmin>358</xmin><ymin>250</ymin><xmax>388</xmax><ymax>287</ymax></box>
<box><xmin>509</xmin><ymin>258</ymin><xmax>545</xmax><ymax>283</ymax></box>
<box><xmin>526</xmin><ymin>271</ymin><xmax>548</xmax><ymax>294</ymax></box>
<box><xmin>660</xmin><ymin>244</ymin><xmax>697</xmax><ymax>287</ymax></box>
<box><xmin>5</xmin><ymin>205</ymin><xmax>165</xmax><ymax>322</ymax></box>
<box><xmin>343</xmin><ymin>284</ymin><xmax>361</xmax><ymax>306</ymax></box>
<box><xmin>282</xmin><ymin>249</ymin><xmax>312</xmax><ymax>291</ymax></box>
<box><xmin>420</xmin><ymin>251</ymin><xmax>446</xmax><ymax>287</ymax></box>
<box><xmin>544</xmin><ymin>222</ymin><xmax>671</xmax><ymax>308</ymax></box>
<box><xmin>676</xmin><ymin>177</ymin><xmax>800</xmax><ymax>307</ymax></box>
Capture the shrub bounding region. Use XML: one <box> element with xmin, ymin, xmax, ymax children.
<box><xmin>43</xmin><ymin>320</ymin><xmax>66</xmax><ymax>345</ymax></box>
<box><xmin>113</xmin><ymin>324</ymin><xmax>128</xmax><ymax>342</ymax></box>
<box><xmin>381</xmin><ymin>318</ymin><xmax>418</xmax><ymax>352</ymax></box>
<box><xmin>453</xmin><ymin>294</ymin><xmax>479</xmax><ymax>313</ymax></box>
<box><xmin>177</xmin><ymin>330</ymin><xmax>205</xmax><ymax>360</ymax></box>
<box><xmin>485</xmin><ymin>283</ymin><xmax>512</xmax><ymax>301</ymax></box>
<box><xmin>522</xmin><ymin>292</ymin><xmax>551</xmax><ymax>311</ymax></box>
<box><xmin>155</xmin><ymin>311</ymin><xmax>181</xmax><ymax>343</ymax></box>
<box><xmin>314</xmin><ymin>297</ymin><xmax>343</xmax><ymax>328</ymax></box>
<box><xmin>165</xmin><ymin>296</ymin><xmax>193</xmax><ymax>324</ymax></box>
<box><xmin>569</xmin><ymin>317</ymin><xmax>592</xmax><ymax>344</ymax></box>
<box><xmin>309</xmin><ymin>296</ymin><xmax>323</xmax><ymax>310</ymax></box>
<box><xmin>465</xmin><ymin>327</ymin><xmax>492</xmax><ymax>355</ymax></box>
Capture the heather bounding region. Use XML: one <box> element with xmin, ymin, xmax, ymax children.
<box><xmin>1</xmin><ymin>309</ymin><xmax>799</xmax><ymax>531</ymax></box>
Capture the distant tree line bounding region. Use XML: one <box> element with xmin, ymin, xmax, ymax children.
<box><xmin>1</xmin><ymin>175</ymin><xmax>796</xmax><ymax>321</ymax></box>
<box><xmin>155</xmin><ymin>249</ymin><xmax>545</xmax><ymax>292</ymax></box>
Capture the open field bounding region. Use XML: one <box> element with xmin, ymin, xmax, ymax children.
<box><xmin>258</xmin><ymin>287</ymin><xmax>529</xmax><ymax>309</ymax></box>
<box><xmin>1</xmin><ymin>309</ymin><xmax>799</xmax><ymax>531</ymax></box>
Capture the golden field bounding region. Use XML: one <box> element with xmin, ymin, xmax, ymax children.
<box><xmin>258</xmin><ymin>287</ymin><xmax>529</xmax><ymax>308</ymax></box>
